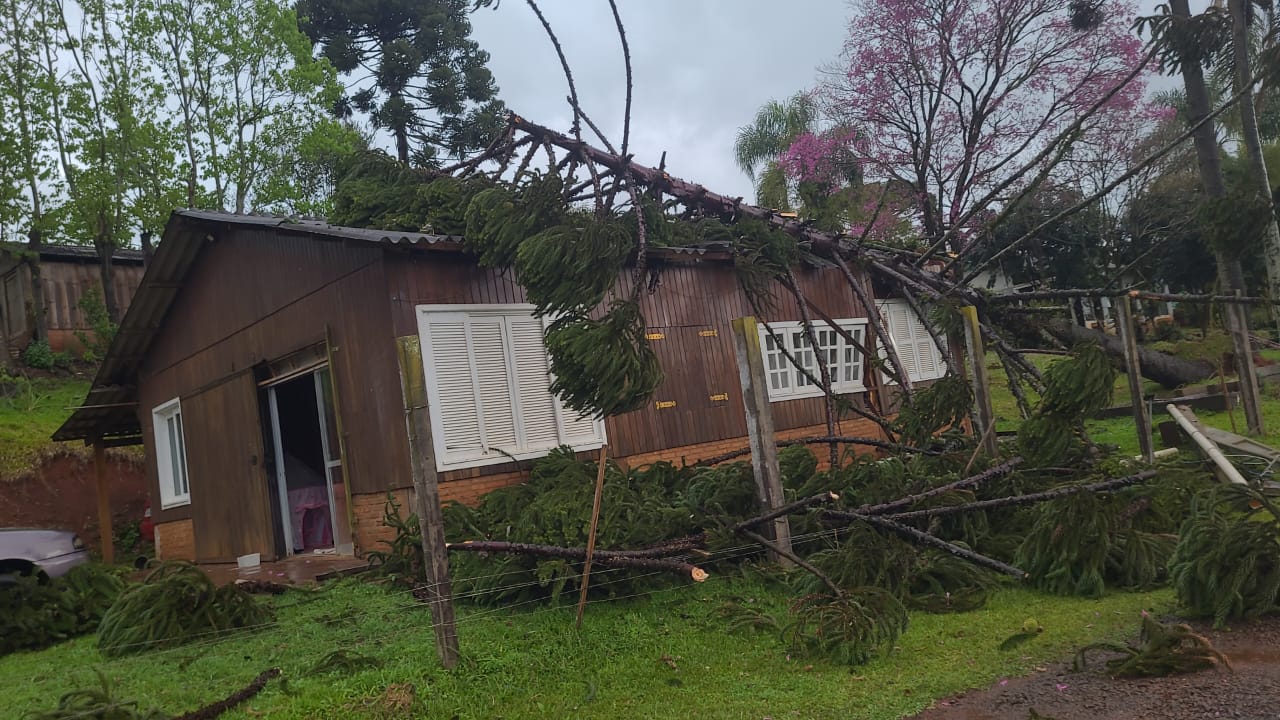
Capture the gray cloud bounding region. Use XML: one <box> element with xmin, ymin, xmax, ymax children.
<box><xmin>470</xmin><ymin>1</ymin><xmax>851</xmax><ymax>200</ymax></box>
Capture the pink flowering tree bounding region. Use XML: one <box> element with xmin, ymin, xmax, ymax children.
<box><xmin>792</xmin><ymin>0</ymin><xmax>1156</xmax><ymax>258</ymax></box>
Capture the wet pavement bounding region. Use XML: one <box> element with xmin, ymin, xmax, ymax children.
<box><xmin>199</xmin><ymin>552</ymin><xmax>369</xmax><ymax>586</ymax></box>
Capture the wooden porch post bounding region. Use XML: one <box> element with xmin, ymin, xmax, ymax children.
<box><xmin>396</xmin><ymin>335</ymin><xmax>460</xmax><ymax>669</ymax></box>
<box><xmin>730</xmin><ymin>316</ymin><xmax>794</xmax><ymax>568</ymax></box>
<box><xmin>1116</xmin><ymin>295</ymin><xmax>1155</xmax><ymax>462</ymax></box>
<box><xmin>92</xmin><ymin>437</ymin><xmax>114</xmax><ymax>565</ymax></box>
<box><xmin>960</xmin><ymin>306</ymin><xmax>998</xmax><ymax>457</ymax></box>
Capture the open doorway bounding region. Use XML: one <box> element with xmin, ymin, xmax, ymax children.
<box><xmin>266</xmin><ymin>368</ymin><xmax>352</xmax><ymax>556</ymax></box>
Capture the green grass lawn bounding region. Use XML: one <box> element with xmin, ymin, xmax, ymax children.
<box><xmin>0</xmin><ymin>374</ymin><xmax>90</xmax><ymax>479</ymax></box>
<box><xmin>0</xmin><ymin>576</ymin><xmax>1172</xmax><ymax>719</ymax></box>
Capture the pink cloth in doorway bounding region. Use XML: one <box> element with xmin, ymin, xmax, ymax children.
<box><xmin>288</xmin><ymin>485</ymin><xmax>332</xmax><ymax>550</ymax></box>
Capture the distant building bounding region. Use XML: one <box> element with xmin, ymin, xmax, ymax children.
<box><xmin>0</xmin><ymin>244</ymin><xmax>145</xmax><ymax>355</ymax></box>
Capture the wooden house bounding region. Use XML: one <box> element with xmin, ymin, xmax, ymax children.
<box><xmin>55</xmin><ymin>210</ymin><xmax>949</xmax><ymax>564</ymax></box>
<box><xmin>0</xmin><ymin>243</ymin><xmax>145</xmax><ymax>355</ymax></box>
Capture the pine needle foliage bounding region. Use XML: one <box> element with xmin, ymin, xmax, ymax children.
<box><xmin>1017</xmin><ymin>343</ymin><xmax>1114</xmax><ymax>466</ymax></box>
<box><xmin>1074</xmin><ymin>613</ymin><xmax>1230</xmax><ymax>677</ymax></box>
<box><xmin>781</xmin><ymin>588</ymin><xmax>909</xmax><ymax>665</ymax></box>
<box><xmin>544</xmin><ymin>301</ymin><xmax>663</xmax><ymax>417</ymax></box>
<box><xmin>98</xmin><ymin>561</ymin><xmax>273</xmax><ymax>657</ymax></box>
<box><xmin>364</xmin><ymin>493</ymin><xmax>425</xmax><ymax>581</ymax></box>
<box><xmin>1169</xmin><ymin>485</ymin><xmax>1280</xmax><ymax>627</ymax></box>
<box><xmin>25</xmin><ymin>669</ymin><xmax>168</xmax><ymax>720</ymax></box>
<box><xmin>893</xmin><ymin>375</ymin><xmax>974</xmax><ymax>448</ymax></box>
<box><xmin>1</xmin><ymin>563</ymin><xmax>128</xmax><ymax>656</ymax></box>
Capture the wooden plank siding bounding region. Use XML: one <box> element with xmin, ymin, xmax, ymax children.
<box><xmin>0</xmin><ymin>259</ymin><xmax>143</xmax><ymax>352</ymax></box>
<box><xmin>383</xmin><ymin>253</ymin><xmax>873</xmax><ymax>462</ymax></box>
<box><xmin>136</xmin><ymin>228</ymin><xmax>409</xmax><ymax>562</ymax></box>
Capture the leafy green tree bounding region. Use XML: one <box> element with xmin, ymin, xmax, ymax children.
<box><xmin>139</xmin><ymin>0</ymin><xmax>359</xmax><ymax>215</ymax></box>
<box><xmin>298</xmin><ymin>0</ymin><xmax>504</xmax><ymax>167</ymax></box>
<box><xmin>0</xmin><ymin>0</ymin><xmax>59</xmax><ymax>342</ymax></box>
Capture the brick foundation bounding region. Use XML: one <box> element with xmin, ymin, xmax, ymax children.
<box><xmin>348</xmin><ymin>418</ymin><xmax>888</xmax><ymax>557</ymax></box>
<box><xmin>154</xmin><ymin>519</ymin><xmax>195</xmax><ymax>561</ymax></box>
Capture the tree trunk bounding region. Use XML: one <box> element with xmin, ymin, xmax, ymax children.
<box><xmin>1229</xmin><ymin>0</ymin><xmax>1280</xmax><ymax>315</ymax></box>
<box><xmin>1045</xmin><ymin>319</ymin><xmax>1214</xmax><ymax>388</ymax></box>
<box><xmin>26</xmin><ymin>227</ymin><xmax>47</xmax><ymax>343</ymax></box>
<box><xmin>95</xmin><ymin>240</ymin><xmax>120</xmax><ymax>324</ymax></box>
<box><xmin>1172</xmin><ymin>0</ymin><xmax>1264</xmax><ymax>433</ymax></box>
<box><xmin>140</xmin><ymin>230</ymin><xmax>154</xmax><ymax>268</ymax></box>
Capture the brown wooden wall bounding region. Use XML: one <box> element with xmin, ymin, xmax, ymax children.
<box><xmin>383</xmin><ymin>253</ymin><xmax>873</xmax><ymax>463</ymax></box>
<box><xmin>137</xmin><ymin>228</ymin><xmax>407</xmax><ymax>562</ymax></box>
<box><xmin>0</xmin><ymin>259</ymin><xmax>143</xmax><ymax>352</ymax></box>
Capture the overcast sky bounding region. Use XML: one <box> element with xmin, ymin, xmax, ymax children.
<box><xmin>469</xmin><ymin>0</ymin><xmax>1194</xmax><ymax>202</ymax></box>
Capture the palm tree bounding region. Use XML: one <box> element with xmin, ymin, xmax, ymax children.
<box><xmin>733</xmin><ymin>93</ymin><xmax>817</xmax><ymax>209</ymax></box>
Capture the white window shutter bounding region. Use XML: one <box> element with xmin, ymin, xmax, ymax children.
<box><xmin>508</xmin><ymin>315</ymin><xmax>562</xmax><ymax>451</ymax></box>
<box><xmin>425</xmin><ymin>318</ymin><xmax>485</xmax><ymax>462</ymax></box>
<box><xmin>468</xmin><ymin>317</ymin><xmax>518</xmax><ymax>453</ymax></box>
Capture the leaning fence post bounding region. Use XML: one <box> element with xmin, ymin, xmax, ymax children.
<box><xmin>730</xmin><ymin>316</ymin><xmax>794</xmax><ymax>568</ymax></box>
<box><xmin>960</xmin><ymin>306</ymin><xmax>999</xmax><ymax>457</ymax></box>
<box><xmin>1117</xmin><ymin>294</ymin><xmax>1155</xmax><ymax>462</ymax></box>
<box><xmin>396</xmin><ymin>335</ymin><xmax>460</xmax><ymax>669</ymax></box>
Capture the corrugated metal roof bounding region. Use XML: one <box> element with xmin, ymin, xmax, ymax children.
<box><xmin>52</xmin><ymin>209</ymin><xmax>744</xmax><ymax>442</ymax></box>
<box><xmin>1</xmin><ymin>242</ymin><xmax>145</xmax><ymax>264</ymax></box>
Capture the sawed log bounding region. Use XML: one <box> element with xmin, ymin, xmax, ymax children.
<box><xmin>448</xmin><ymin>540</ymin><xmax>708</xmax><ymax>582</ymax></box>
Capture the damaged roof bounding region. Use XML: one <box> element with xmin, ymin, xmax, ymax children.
<box><xmin>53</xmin><ymin>209</ymin><xmax>736</xmax><ymax>444</ymax></box>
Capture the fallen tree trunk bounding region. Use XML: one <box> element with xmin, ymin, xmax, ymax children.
<box><xmin>1045</xmin><ymin>320</ymin><xmax>1214</xmax><ymax>388</ymax></box>
<box><xmin>447</xmin><ymin>540</ymin><xmax>708</xmax><ymax>581</ymax></box>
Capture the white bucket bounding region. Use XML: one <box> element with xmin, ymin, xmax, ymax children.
<box><xmin>236</xmin><ymin>552</ymin><xmax>261</xmax><ymax>569</ymax></box>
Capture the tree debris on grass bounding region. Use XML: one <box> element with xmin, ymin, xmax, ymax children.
<box><xmin>1073</xmin><ymin>614</ymin><xmax>1230</xmax><ymax>678</ymax></box>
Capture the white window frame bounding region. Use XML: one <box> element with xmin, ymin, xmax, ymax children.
<box><xmin>877</xmin><ymin>299</ymin><xmax>949</xmax><ymax>384</ymax></box>
<box><xmin>758</xmin><ymin>319</ymin><xmax>868</xmax><ymax>402</ymax></box>
<box><xmin>417</xmin><ymin>303</ymin><xmax>607</xmax><ymax>472</ymax></box>
<box><xmin>152</xmin><ymin>397</ymin><xmax>191</xmax><ymax>509</ymax></box>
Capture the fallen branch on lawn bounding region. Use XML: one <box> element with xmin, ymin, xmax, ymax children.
<box><xmin>857</xmin><ymin>514</ymin><xmax>1028</xmax><ymax>578</ymax></box>
<box><xmin>693</xmin><ymin>436</ymin><xmax>939</xmax><ymax>467</ymax></box>
<box><xmin>733</xmin><ymin>491</ymin><xmax>841</xmax><ymax>532</ymax></box>
<box><xmin>873</xmin><ymin>470</ymin><xmax>1158</xmax><ymax>522</ymax></box>
<box><xmin>447</xmin><ymin>540</ymin><xmax>709</xmax><ymax>582</ymax></box>
<box><xmin>737</xmin><ymin>527</ymin><xmax>845</xmax><ymax>596</ymax></box>
<box><xmin>855</xmin><ymin>457</ymin><xmax>1024</xmax><ymax>516</ymax></box>
<box><xmin>174</xmin><ymin>668</ymin><xmax>281</xmax><ymax>720</ymax></box>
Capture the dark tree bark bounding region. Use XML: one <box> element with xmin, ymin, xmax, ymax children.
<box><xmin>95</xmin><ymin>240</ymin><xmax>120</xmax><ymax>324</ymax></box>
<box><xmin>1045</xmin><ymin>318</ymin><xmax>1213</xmax><ymax>388</ymax></box>
<box><xmin>140</xmin><ymin>230</ymin><xmax>154</xmax><ymax>268</ymax></box>
<box><xmin>25</xmin><ymin>227</ymin><xmax>47</xmax><ymax>343</ymax></box>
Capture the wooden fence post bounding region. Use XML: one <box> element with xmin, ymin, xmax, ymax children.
<box><xmin>396</xmin><ymin>335</ymin><xmax>460</xmax><ymax>669</ymax></box>
<box><xmin>1227</xmin><ymin>292</ymin><xmax>1265</xmax><ymax>436</ymax></box>
<box><xmin>92</xmin><ymin>437</ymin><xmax>114</xmax><ymax>565</ymax></box>
<box><xmin>1116</xmin><ymin>295</ymin><xmax>1155</xmax><ymax>462</ymax></box>
<box><xmin>730</xmin><ymin>316</ymin><xmax>794</xmax><ymax>568</ymax></box>
<box><xmin>960</xmin><ymin>306</ymin><xmax>999</xmax><ymax>457</ymax></box>
<box><xmin>575</xmin><ymin>445</ymin><xmax>609</xmax><ymax>629</ymax></box>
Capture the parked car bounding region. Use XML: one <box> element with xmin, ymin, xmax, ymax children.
<box><xmin>0</xmin><ymin>528</ymin><xmax>90</xmax><ymax>582</ymax></box>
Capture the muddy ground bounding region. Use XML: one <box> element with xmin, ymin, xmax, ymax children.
<box><xmin>0</xmin><ymin>449</ymin><xmax>148</xmax><ymax>553</ymax></box>
<box><xmin>909</xmin><ymin>615</ymin><xmax>1280</xmax><ymax>720</ymax></box>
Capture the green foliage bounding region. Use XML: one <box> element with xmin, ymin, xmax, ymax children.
<box><xmin>308</xmin><ymin>648</ymin><xmax>384</xmax><ymax>676</ymax></box>
<box><xmin>515</xmin><ymin>217</ymin><xmax>631</xmax><ymax>316</ymax></box>
<box><xmin>364</xmin><ymin>493</ymin><xmax>425</xmax><ymax>582</ymax></box>
<box><xmin>298</xmin><ymin>0</ymin><xmax>505</xmax><ymax>165</ymax></box>
<box><xmin>24</xmin><ymin>669</ymin><xmax>169</xmax><ymax>720</ymax></box>
<box><xmin>0</xmin><ymin>563</ymin><xmax>128</xmax><ymax>656</ymax></box>
<box><xmin>893</xmin><ymin>375</ymin><xmax>973</xmax><ymax>447</ymax></box>
<box><xmin>544</xmin><ymin>301</ymin><xmax>663</xmax><ymax>417</ymax></box>
<box><xmin>1074</xmin><ymin>613</ymin><xmax>1229</xmax><ymax>678</ymax></box>
<box><xmin>19</xmin><ymin>339</ymin><xmax>75</xmax><ymax>372</ymax></box>
<box><xmin>1017</xmin><ymin>343</ymin><xmax>1114</xmax><ymax>465</ymax></box>
<box><xmin>73</xmin><ymin>283</ymin><xmax>118</xmax><ymax>361</ymax></box>
<box><xmin>98</xmin><ymin>561</ymin><xmax>273</xmax><ymax>657</ymax></box>
<box><xmin>1169</xmin><ymin>485</ymin><xmax>1280</xmax><ymax>627</ymax></box>
<box><xmin>781</xmin><ymin>589</ymin><xmax>909</xmax><ymax>665</ymax></box>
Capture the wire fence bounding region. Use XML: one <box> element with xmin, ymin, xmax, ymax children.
<box><xmin>19</xmin><ymin>524</ymin><xmax>849</xmax><ymax>694</ymax></box>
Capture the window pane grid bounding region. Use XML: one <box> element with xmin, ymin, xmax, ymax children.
<box><xmin>759</xmin><ymin>320</ymin><xmax>867</xmax><ymax>402</ymax></box>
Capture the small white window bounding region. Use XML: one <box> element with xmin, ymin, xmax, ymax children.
<box><xmin>417</xmin><ymin>304</ymin><xmax>607</xmax><ymax>471</ymax></box>
<box><xmin>877</xmin><ymin>300</ymin><xmax>948</xmax><ymax>384</ymax></box>
<box><xmin>758</xmin><ymin>319</ymin><xmax>867</xmax><ymax>402</ymax></box>
<box><xmin>152</xmin><ymin>398</ymin><xmax>190</xmax><ymax>509</ymax></box>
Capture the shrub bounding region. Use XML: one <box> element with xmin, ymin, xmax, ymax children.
<box><xmin>22</xmin><ymin>340</ymin><xmax>55</xmax><ymax>370</ymax></box>
<box><xmin>73</xmin><ymin>283</ymin><xmax>118</xmax><ymax>361</ymax></box>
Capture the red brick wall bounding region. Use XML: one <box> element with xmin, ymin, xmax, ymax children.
<box><xmin>348</xmin><ymin>418</ymin><xmax>887</xmax><ymax>556</ymax></box>
<box><xmin>155</xmin><ymin>519</ymin><xmax>195</xmax><ymax>561</ymax></box>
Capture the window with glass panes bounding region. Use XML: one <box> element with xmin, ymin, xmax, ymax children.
<box><xmin>757</xmin><ymin>320</ymin><xmax>868</xmax><ymax>401</ymax></box>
